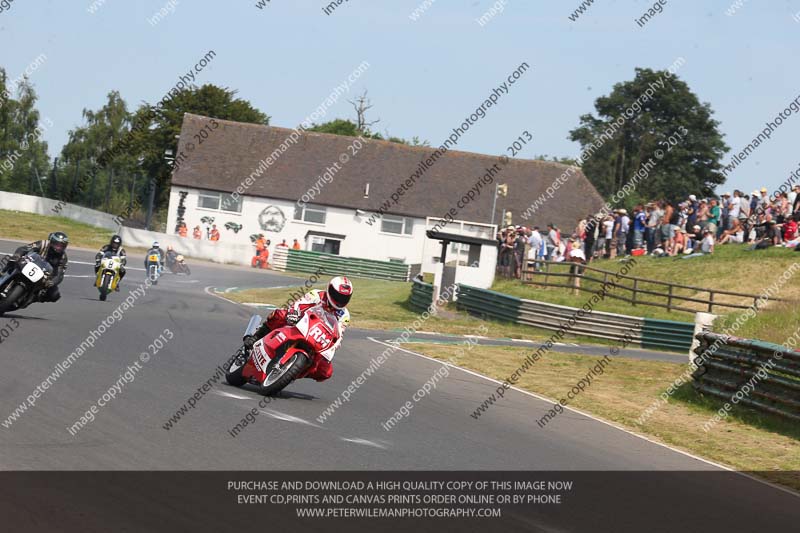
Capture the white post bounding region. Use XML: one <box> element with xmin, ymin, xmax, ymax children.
<box><xmin>431</xmin><ymin>263</ymin><xmax>444</xmax><ymax>315</ymax></box>
<box><xmin>690</xmin><ymin>312</ymin><xmax>716</xmax><ymax>363</ymax></box>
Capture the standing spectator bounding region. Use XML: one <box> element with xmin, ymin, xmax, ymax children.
<box><xmin>616</xmin><ymin>209</ymin><xmax>630</xmax><ymax>256</ymax></box>
<box><xmin>209</xmin><ymin>224</ymin><xmax>220</xmax><ymax>242</ymax></box>
<box><xmin>719</xmin><ymin>192</ymin><xmax>730</xmax><ymax>238</ymax></box>
<box><xmin>789</xmin><ymin>184</ymin><xmax>799</xmax><ymax>215</ymax></box>
<box><xmin>707</xmin><ymin>198</ymin><xmax>721</xmax><ymax>236</ymax></box>
<box><xmin>528</xmin><ymin>226</ymin><xmax>543</xmax><ymax>270</ymax></box>
<box><xmin>601</xmin><ymin>215</ymin><xmax>614</xmax><ymax>258</ymax></box>
<box><xmin>696</xmin><ymin>199</ymin><xmax>709</xmax><ymax>230</ymax></box>
<box><xmin>633</xmin><ymin>205</ymin><xmax>646</xmax><ymax>250</ymax></box>
<box><xmin>292</xmin><ymin>239</ymin><xmax>301</xmax><ymax>250</ymax></box>
<box><xmin>686</xmin><ymin>195</ymin><xmax>699</xmax><ymax>229</ymax></box>
<box><xmin>661</xmin><ymin>201</ymin><xmax>674</xmax><ymax>252</ymax></box>
<box><xmin>277</xmin><ymin>239</ymin><xmax>289</xmax><ymax>248</ymax></box>
<box><xmin>729</xmin><ymin>190</ymin><xmax>742</xmax><ymax>229</ymax></box>
<box><xmin>178</xmin><ymin>222</ymin><xmax>188</xmax><ymax>237</ymax></box>
<box><xmin>646</xmin><ymin>202</ymin><xmax>663</xmax><ymax>253</ymax></box>
<box><xmin>546</xmin><ymin>223</ymin><xmax>560</xmax><ymax>261</ymax></box>
<box><xmin>583</xmin><ymin>215</ymin><xmax>597</xmax><ymax>261</ymax></box>
<box><xmin>513</xmin><ymin>228</ymin><xmax>528</xmax><ymax>278</ymax></box>
<box><xmin>193</xmin><ymin>225</ymin><xmax>202</xmax><ymax>240</ymax></box>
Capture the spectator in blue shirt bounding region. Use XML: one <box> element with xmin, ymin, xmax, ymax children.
<box><xmin>633</xmin><ymin>205</ymin><xmax>647</xmax><ymax>250</ymax></box>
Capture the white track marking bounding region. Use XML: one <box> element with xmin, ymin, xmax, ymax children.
<box><xmin>259</xmin><ymin>408</ymin><xmax>321</xmax><ymax>428</ymax></box>
<box><xmin>64</xmin><ymin>275</ymin><xmax>93</xmax><ymax>278</ymax></box>
<box><xmin>340</xmin><ymin>437</ymin><xmax>388</xmax><ymax>449</ymax></box>
<box><xmin>213</xmin><ymin>390</ymin><xmax>254</xmax><ymax>401</ymax></box>
<box><xmin>367</xmin><ymin>337</ymin><xmax>800</xmax><ymax>499</ymax></box>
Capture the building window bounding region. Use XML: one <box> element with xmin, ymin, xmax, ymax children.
<box><xmin>197</xmin><ymin>191</ymin><xmax>243</xmax><ymax>213</ymax></box>
<box><xmin>381</xmin><ymin>215</ymin><xmax>414</xmax><ymax>235</ymax></box>
<box><xmin>198</xmin><ymin>192</ymin><xmax>220</xmax><ymax>210</ymax></box>
<box><xmin>294</xmin><ymin>204</ymin><xmax>327</xmax><ymax>224</ymax></box>
<box><xmin>220</xmin><ymin>194</ymin><xmax>243</xmax><ymax>213</ymax></box>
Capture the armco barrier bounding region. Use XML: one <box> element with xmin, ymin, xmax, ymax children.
<box><xmin>692</xmin><ymin>332</ymin><xmax>800</xmax><ymax>421</ymax></box>
<box><xmin>271</xmin><ymin>248</ymin><xmax>410</xmax><ymax>282</ymax></box>
<box><xmin>409</xmin><ymin>279</ymin><xmax>434</xmax><ymax>312</ymax></box>
<box><xmin>456</xmin><ymin>284</ymin><xmax>694</xmax><ymax>352</ymax></box>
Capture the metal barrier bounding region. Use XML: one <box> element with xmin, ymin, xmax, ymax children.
<box><xmin>456</xmin><ymin>284</ymin><xmax>694</xmax><ymax>352</ymax></box>
<box><xmin>409</xmin><ymin>279</ymin><xmax>434</xmax><ymax>312</ymax></box>
<box><xmin>271</xmin><ymin>248</ymin><xmax>411</xmax><ymax>281</ymax></box>
<box><xmin>692</xmin><ymin>332</ymin><xmax>800</xmax><ymax>421</ymax></box>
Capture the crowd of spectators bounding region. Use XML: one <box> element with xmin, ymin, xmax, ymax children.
<box><xmin>496</xmin><ymin>184</ymin><xmax>800</xmax><ymax>278</ymax></box>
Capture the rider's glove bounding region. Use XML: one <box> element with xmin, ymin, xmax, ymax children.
<box><xmin>242</xmin><ymin>335</ymin><xmax>256</xmax><ymax>349</ymax></box>
<box><xmin>286</xmin><ymin>308</ymin><xmax>301</xmax><ymax>325</ymax></box>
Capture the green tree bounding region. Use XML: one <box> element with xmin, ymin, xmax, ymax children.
<box><xmin>59</xmin><ymin>90</ymin><xmax>135</xmax><ymax>210</ymax></box>
<box><xmin>58</xmin><ymin>84</ymin><xmax>269</xmax><ymax>226</ymax></box>
<box><xmin>569</xmin><ymin>68</ymin><xmax>728</xmax><ymax>205</ymax></box>
<box><xmin>0</xmin><ymin>70</ymin><xmax>50</xmax><ymax>194</ymax></box>
<box><xmin>129</xmin><ymin>84</ymin><xmax>269</xmax><ymax>215</ymax></box>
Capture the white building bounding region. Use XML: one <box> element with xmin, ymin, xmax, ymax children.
<box><xmin>166</xmin><ymin>114</ymin><xmax>604</xmax><ymax>284</ymax></box>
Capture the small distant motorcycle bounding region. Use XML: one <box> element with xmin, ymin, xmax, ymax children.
<box><xmin>0</xmin><ymin>253</ymin><xmax>54</xmax><ymax>315</ymax></box>
<box><xmin>95</xmin><ymin>252</ymin><xmax>122</xmax><ymax>301</ymax></box>
<box><xmin>168</xmin><ymin>253</ymin><xmax>191</xmax><ymax>275</ymax></box>
<box><xmin>146</xmin><ymin>253</ymin><xmax>162</xmax><ymax>285</ymax></box>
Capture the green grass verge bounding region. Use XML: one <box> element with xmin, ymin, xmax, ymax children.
<box><xmin>0</xmin><ymin>209</ymin><xmax>115</xmax><ymax>250</ymax></box>
<box><xmin>414</xmin><ymin>342</ymin><xmax>800</xmax><ymax>490</ymax></box>
<box><xmin>223</xmin><ymin>276</ymin><xmax>617</xmax><ymax>344</ymax></box>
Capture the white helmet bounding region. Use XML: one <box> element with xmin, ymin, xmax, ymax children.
<box><xmin>152</xmin><ymin>241</ymin><xmax>160</xmax><ymax>249</ymax></box>
<box><xmin>326</xmin><ymin>276</ymin><xmax>353</xmax><ymax>309</ymax></box>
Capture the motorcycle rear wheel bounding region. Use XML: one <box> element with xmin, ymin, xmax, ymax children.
<box><xmin>260</xmin><ymin>352</ymin><xmax>310</xmax><ymax>396</ymax></box>
<box><xmin>0</xmin><ymin>284</ymin><xmax>26</xmax><ymax>315</ymax></box>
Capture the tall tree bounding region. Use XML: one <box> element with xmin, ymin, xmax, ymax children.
<box><xmin>59</xmin><ymin>84</ymin><xmax>269</xmax><ymax>226</ymax></box>
<box><xmin>129</xmin><ymin>84</ymin><xmax>269</xmax><ymax>214</ymax></box>
<box><xmin>569</xmin><ymin>68</ymin><xmax>728</xmax><ymax>204</ymax></box>
<box><xmin>0</xmin><ymin>70</ymin><xmax>50</xmax><ymax>194</ymax></box>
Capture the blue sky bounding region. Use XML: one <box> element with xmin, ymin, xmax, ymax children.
<box><xmin>2</xmin><ymin>0</ymin><xmax>799</xmax><ymax>196</ymax></box>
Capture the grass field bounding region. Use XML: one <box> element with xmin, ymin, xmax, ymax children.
<box><xmin>0</xmin><ymin>209</ymin><xmax>116</xmax><ymax>250</ymax></box>
<box><xmin>414</xmin><ymin>342</ymin><xmax>800</xmax><ymax>490</ymax></box>
<box><xmin>223</xmin><ymin>277</ymin><xmax>561</xmax><ymax>341</ymax></box>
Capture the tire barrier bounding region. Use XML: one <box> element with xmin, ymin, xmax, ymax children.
<box><xmin>692</xmin><ymin>332</ymin><xmax>800</xmax><ymax>421</ymax></box>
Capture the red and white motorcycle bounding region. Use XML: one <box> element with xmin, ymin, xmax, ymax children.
<box><xmin>224</xmin><ymin>311</ymin><xmax>341</xmax><ymax>395</ymax></box>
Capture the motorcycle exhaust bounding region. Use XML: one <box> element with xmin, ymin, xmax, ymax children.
<box><xmin>243</xmin><ymin>314</ymin><xmax>263</xmax><ymax>338</ymax></box>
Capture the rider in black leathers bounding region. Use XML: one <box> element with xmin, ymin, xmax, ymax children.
<box><xmin>2</xmin><ymin>232</ymin><xmax>69</xmax><ymax>303</ymax></box>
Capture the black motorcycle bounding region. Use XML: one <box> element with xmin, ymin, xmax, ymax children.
<box><xmin>0</xmin><ymin>253</ymin><xmax>54</xmax><ymax>315</ymax></box>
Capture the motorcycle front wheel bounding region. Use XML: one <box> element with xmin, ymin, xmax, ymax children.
<box><xmin>260</xmin><ymin>352</ymin><xmax>310</xmax><ymax>396</ymax></box>
<box><xmin>0</xmin><ymin>284</ymin><xmax>26</xmax><ymax>315</ymax></box>
<box><xmin>225</xmin><ymin>348</ymin><xmax>248</xmax><ymax>387</ymax></box>
<box><xmin>99</xmin><ymin>275</ymin><xmax>111</xmax><ymax>301</ymax></box>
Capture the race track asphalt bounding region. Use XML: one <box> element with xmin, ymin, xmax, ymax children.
<box><xmin>1</xmin><ymin>239</ymin><xmax>798</xmax><ymax>524</ymax></box>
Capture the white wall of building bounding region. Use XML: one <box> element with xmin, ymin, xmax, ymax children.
<box><xmin>166</xmin><ymin>186</ymin><xmax>430</xmax><ymax>264</ymax></box>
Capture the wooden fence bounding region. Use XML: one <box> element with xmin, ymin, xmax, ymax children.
<box><xmin>519</xmin><ymin>260</ymin><xmax>783</xmax><ymax>314</ymax></box>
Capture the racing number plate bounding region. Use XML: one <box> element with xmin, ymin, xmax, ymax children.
<box><xmin>21</xmin><ymin>262</ymin><xmax>44</xmax><ymax>283</ymax></box>
<box><xmin>148</xmin><ymin>255</ymin><xmax>160</xmax><ymax>262</ymax></box>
